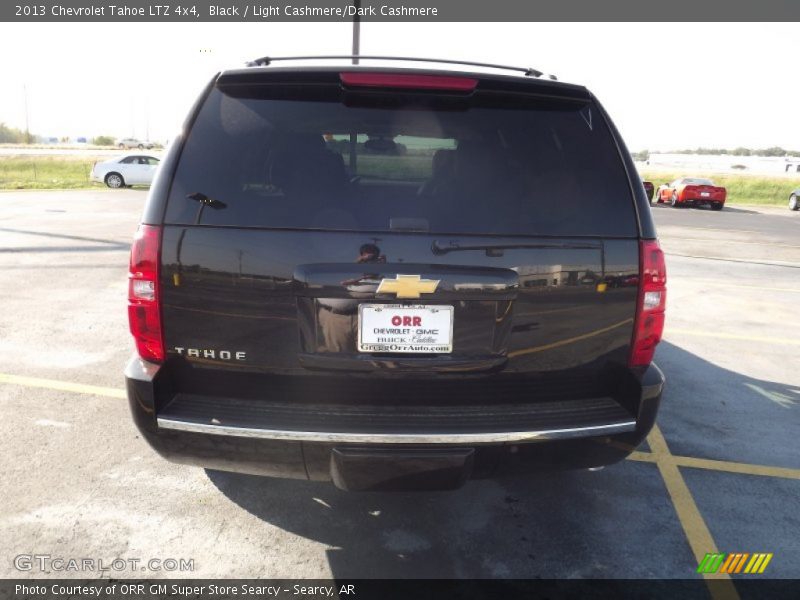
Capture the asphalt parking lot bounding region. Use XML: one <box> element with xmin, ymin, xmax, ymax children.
<box><xmin>1</xmin><ymin>191</ymin><xmax>798</xmax><ymax>586</ymax></box>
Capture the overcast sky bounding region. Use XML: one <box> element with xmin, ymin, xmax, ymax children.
<box><xmin>0</xmin><ymin>22</ymin><xmax>797</xmax><ymax>152</ymax></box>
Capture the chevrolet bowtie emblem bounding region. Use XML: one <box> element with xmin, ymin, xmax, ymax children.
<box><xmin>376</xmin><ymin>275</ymin><xmax>440</xmax><ymax>299</ymax></box>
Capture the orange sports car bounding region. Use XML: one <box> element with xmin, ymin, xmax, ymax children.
<box><xmin>655</xmin><ymin>177</ymin><xmax>726</xmax><ymax>211</ymax></box>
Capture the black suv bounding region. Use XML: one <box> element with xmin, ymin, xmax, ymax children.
<box><xmin>126</xmin><ymin>57</ymin><xmax>666</xmax><ymax>491</ymax></box>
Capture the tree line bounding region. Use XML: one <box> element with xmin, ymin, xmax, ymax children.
<box><xmin>0</xmin><ymin>122</ymin><xmax>116</xmax><ymax>146</ymax></box>
<box><xmin>633</xmin><ymin>147</ymin><xmax>800</xmax><ymax>161</ymax></box>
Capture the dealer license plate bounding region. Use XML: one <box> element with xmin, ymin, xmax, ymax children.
<box><xmin>358</xmin><ymin>304</ymin><xmax>453</xmax><ymax>353</ymax></box>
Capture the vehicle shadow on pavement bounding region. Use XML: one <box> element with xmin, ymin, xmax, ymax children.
<box><xmin>713</xmin><ymin>206</ymin><xmax>760</xmax><ymax>214</ymax></box>
<box><xmin>206</xmin><ymin>461</ymin><xmax>690</xmax><ymax>578</ymax></box>
<box><xmin>651</xmin><ymin>341</ymin><xmax>799</xmax><ymax>469</ymax></box>
<box><xmin>650</xmin><ymin>204</ymin><xmax>759</xmax><ymax>214</ymax></box>
<box><xmin>0</xmin><ymin>226</ymin><xmax>132</xmax><ymax>249</ymax></box>
<box><xmin>203</xmin><ymin>341</ymin><xmax>798</xmax><ymax>578</ymax></box>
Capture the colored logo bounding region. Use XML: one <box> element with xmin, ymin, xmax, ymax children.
<box><xmin>376</xmin><ymin>275</ymin><xmax>440</xmax><ymax>299</ymax></box>
<box><xmin>697</xmin><ymin>553</ymin><xmax>773</xmax><ymax>574</ymax></box>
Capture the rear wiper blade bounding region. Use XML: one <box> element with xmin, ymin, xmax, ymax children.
<box><xmin>185</xmin><ymin>192</ymin><xmax>228</xmax><ymax>226</ymax></box>
<box><xmin>187</xmin><ymin>192</ymin><xmax>227</xmax><ymax>209</ymax></box>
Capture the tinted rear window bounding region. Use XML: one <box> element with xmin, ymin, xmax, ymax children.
<box><xmin>165</xmin><ymin>84</ymin><xmax>637</xmax><ymax>237</ymax></box>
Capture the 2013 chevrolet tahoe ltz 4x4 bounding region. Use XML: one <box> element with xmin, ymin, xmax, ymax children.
<box><xmin>125</xmin><ymin>57</ymin><xmax>666</xmax><ymax>491</ymax></box>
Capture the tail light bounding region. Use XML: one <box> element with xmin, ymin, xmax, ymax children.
<box><xmin>629</xmin><ymin>240</ymin><xmax>667</xmax><ymax>368</ymax></box>
<box><xmin>128</xmin><ymin>224</ymin><xmax>164</xmax><ymax>362</ymax></box>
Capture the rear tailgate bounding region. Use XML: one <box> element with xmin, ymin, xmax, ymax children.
<box><xmin>156</xmin><ymin>68</ymin><xmax>642</xmax><ymax>396</ymax></box>
<box><xmin>160</xmin><ymin>229</ymin><xmax>638</xmax><ymax>376</ymax></box>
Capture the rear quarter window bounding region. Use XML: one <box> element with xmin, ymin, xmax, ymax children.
<box><xmin>164</xmin><ymin>84</ymin><xmax>638</xmax><ymax>237</ymax></box>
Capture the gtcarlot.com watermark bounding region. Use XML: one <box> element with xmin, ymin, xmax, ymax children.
<box><xmin>14</xmin><ymin>554</ymin><xmax>195</xmax><ymax>573</ymax></box>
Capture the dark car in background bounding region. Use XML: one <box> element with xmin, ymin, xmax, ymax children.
<box><xmin>643</xmin><ymin>180</ymin><xmax>654</xmax><ymax>202</ymax></box>
<box><xmin>125</xmin><ymin>57</ymin><xmax>666</xmax><ymax>491</ymax></box>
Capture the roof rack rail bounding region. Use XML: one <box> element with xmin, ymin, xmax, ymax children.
<box><xmin>244</xmin><ymin>55</ymin><xmax>557</xmax><ymax>80</ymax></box>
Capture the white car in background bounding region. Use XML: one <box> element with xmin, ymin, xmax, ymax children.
<box><xmin>117</xmin><ymin>138</ymin><xmax>154</xmax><ymax>149</ymax></box>
<box><xmin>91</xmin><ymin>154</ymin><xmax>160</xmax><ymax>188</ymax></box>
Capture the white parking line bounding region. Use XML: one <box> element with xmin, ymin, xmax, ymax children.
<box><xmin>678</xmin><ymin>227</ymin><xmax>759</xmax><ymax>234</ymax></box>
<box><xmin>666</xmin><ymin>329</ymin><xmax>800</xmax><ymax>346</ymax></box>
<box><xmin>665</xmin><ymin>253</ymin><xmax>800</xmax><ymax>268</ymax></box>
<box><xmin>666</xmin><ymin>236</ymin><xmax>800</xmax><ymax>249</ymax></box>
<box><xmin>670</xmin><ymin>280</ymin><xmax>800</xmax><ymax>294</ymax></box>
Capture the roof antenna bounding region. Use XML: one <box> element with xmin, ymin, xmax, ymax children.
<box><xmin>352</xmin><ymin>0</ymin><xmax>360</xmax><ymax>65</ymax></box>
<box><xmin>348</xmin><ymin>0</ymin><xmax>361</xmax><ymax>173</ymax></box>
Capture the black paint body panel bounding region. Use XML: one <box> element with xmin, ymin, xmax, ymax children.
<box><xmin>159</xmin><ymin>226</ymin><xmax>639</xmax><ymax>376</ymax></box>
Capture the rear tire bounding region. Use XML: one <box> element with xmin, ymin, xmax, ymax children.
<box><xmin>670</xmin><ymin>191</ymin><xmax>679</xmax><ymax>207</ymax></box>
<box><xmin>137</xmin><ymin>144</ymin><xmax>144</xmax><ymax>150</ymax></box>
<box><xmin>790</xmin><ymin>194</ymin><xmax>799</xmax><ymax>211</ymax></box>
<box><xmin>118</xmin><ymin>143</ymin><xmax>124</xmax><ymax>149</ymax></box>
<box><xmin>711</xmin><ymin>203</ymin><xmax>723</xmax><ymax>211</ymax></box>
<box><xmin>105</xmin><ymin>172</ymin><xmax>125</xmax><ymax>189</ymax></box>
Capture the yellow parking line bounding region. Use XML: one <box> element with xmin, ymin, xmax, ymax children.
<box><xmin>629</xmin><ymin>449</ymin><xmax>800</xmax><ymax>480</ymax></box>
<box><xmin>0</xmin><ymin>373</ymin><xmax>125</xmax><ymax>399</ymax></box>
<box><xmin>508</xmin><ymin>318</ymin><xmax>632</xmax><ymax>358</ymax></box>
<box><xmin>646</xmin><ymin>426</ymin><xmax>738</xmax><ymax>597</ymax></box>
<box><xmin>627</xmin><ymin>450</ymin><xmax>657</xmax><ymax>463</ymax></box>
<box><xmin>666</xmin><ymin>329</ymin><xmax>800</xmax><ymax>346</ymax></box>
<box><xmin>669</xmin><ymin>454</ymin><xmax>800</xmax><ymax>480</ymax></box>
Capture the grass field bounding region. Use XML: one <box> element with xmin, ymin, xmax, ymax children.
<box><xmin>0</xmin><ymin>156</ymin><xmax>98</xmax><ymax>190</ymax></box>
<box><xmin>640</xmin><ymin>171</ymin><xmax>800</xmax><ymax>206</ymax></box>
